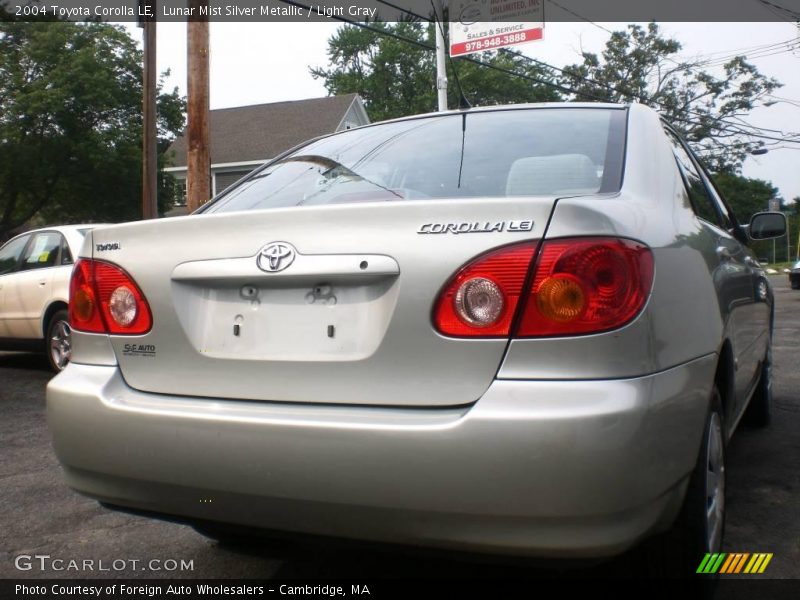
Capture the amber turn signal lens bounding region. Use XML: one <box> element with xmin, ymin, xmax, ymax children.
<box><xmin>535</xmin><ymin>275</ymin><xmax>586</xmax><ymax>322</ymax></box>
<box><xmin>72</xmin><ymin>287</ymin><xmax>95</xmax><ymax>323</ymax></box>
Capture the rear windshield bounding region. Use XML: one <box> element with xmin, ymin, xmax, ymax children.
<box><xmin>203</xmin><ymin>108</ymin><xmax>626</xmax><ymax>214</ymax></box>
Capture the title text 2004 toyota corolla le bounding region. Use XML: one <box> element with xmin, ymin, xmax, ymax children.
<box><xmin>47</xmin><ymin>103</ymin><xmax>786</xmax><ymax>574</ymax></box>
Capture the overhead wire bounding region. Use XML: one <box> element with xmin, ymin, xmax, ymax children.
<box><xmin>544</xmin><ymin>0</ymin><xmax>614</xmax><ymax>34</ymax></box>
<box><xmin>298</xmin><ymin>0</ymin><xmax>800</xmax><ymax>145</ymax></box>
<box><xmin>752</xmin><ymin>0</ymin><xmax>800</xmax><ymax>22</ymax></box>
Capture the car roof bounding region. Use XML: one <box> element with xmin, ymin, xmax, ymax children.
<box><xmin>10</xmin><ymin>224</ymin><xmax>106</xmax><ymax>236</ymax></box>
<box><xmin>356</xmin><ymin>101</ymin><xmax>631</xmax><ymax>129</ymax></box>
<box><xmin>2</xmin><ymin>224</ymin><xmax>107</xmax><ymax>247</ymax></box>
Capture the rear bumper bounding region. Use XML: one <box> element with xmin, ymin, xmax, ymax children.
<box><xmin>47</xmin><ymin>355</ymin><xmax>715</xmax><ymax>558</ymax></box>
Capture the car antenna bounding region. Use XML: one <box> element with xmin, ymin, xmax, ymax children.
<box><xmin>430</xmin><ymin>1</ymin><xmax>471</xmax><ymax>110</ymax></box>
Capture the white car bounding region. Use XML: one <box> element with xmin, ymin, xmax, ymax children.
<box><xmin>0</xmin><ymin>225</ymin><xmax>99</xmax><ymax>371</ymax></box>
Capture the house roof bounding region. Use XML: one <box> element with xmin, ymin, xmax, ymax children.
<box><xmin>167</xmin><ymin>94</ymin><xmax>363</xmax><ymax>168</ymax></box>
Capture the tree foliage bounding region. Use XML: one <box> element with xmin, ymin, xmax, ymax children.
<box><xmin>559</xmin><ymin>23</ymin><xmax>782</xmax><ymax>172</ymax></box>
<box><xmin>310</xmin><ymin>22</ymin><xmax>559</xmax><ymax>122</ymax></box>
<box><xmin>712</xmin><ymin>172</ymin><xmax>779</xmax><ymax>224</ymax></box>
<box><xmin>0</xmin><ymin>20</ymin><xmax>185</xmax><ymax>239</ymax></box>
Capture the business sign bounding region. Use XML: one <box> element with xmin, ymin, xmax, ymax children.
<box><xmin>449</xmin><ymin>0</ymin><xmax>544</xmax><ymax>57</ymax></box>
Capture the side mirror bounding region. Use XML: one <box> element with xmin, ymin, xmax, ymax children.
<box><xmin>749</xmin><ymin>212</ymin><xmax>787</xmax><ymax>240</ymax></box>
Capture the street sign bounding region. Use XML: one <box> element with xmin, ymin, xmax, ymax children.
<box><xmin>449</xmin><ymin>0</ymin><xmax>544</xmax><ymax>58</ymax></box>
<box><xmin>768</xmin><ymin>199</ymin><xmax>781</xmax><ymax>212</ymax></box>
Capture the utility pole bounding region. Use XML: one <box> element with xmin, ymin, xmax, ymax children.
<box><xmin>434</xmin><ymin>1</ymin><xmax>448</xmax><ymax>111</ymax></box>
<box><xmin>140</xmin><ymin>0</ymin><xmax>158</xmax><ymax>219</ymax></box>
<box><xmin>187</xmin><ymin>0</ymin><xmax>210</xmax><ymax>212</ymax></box>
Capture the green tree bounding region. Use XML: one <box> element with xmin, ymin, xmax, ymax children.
<box><xmin>712</xmin><ymin>172</ymin><xmax>779</xmax><ymax>224</ymax></box>
<box><xmin>311</xmin><ymin>22</ymin><xmax>560</xmax><ymax>122</ymax></box>
<box><xmin>559</xmin><ymin>23</ymin><xmax>782</xmax><ymax>172</ymax></box>
<box><xmin>0</xmin><ymin>19</ymin><xmax>185</xmax><ymax>240</ymax></box>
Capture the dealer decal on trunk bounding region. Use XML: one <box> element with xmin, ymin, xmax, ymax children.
<box><xmin>123</xmin><ymin>344</ymin><xmax>156</xmax><ymax>358</ymax></box>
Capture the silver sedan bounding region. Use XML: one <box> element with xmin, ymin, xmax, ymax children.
<box><xmin>47</xmin><ymin>103</ymin><xmax>786</xmax><ymax>575</ymax></box>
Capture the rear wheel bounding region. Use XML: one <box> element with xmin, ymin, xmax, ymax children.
<box><xmin>46</xmin><ymin>309</ymin><xmax>71</xmax><ymax>372</ymax></box>
<box><xmin>642</xmin><ymin>386</ymin><xmax>725</xmax><ymax>578</ymax></box>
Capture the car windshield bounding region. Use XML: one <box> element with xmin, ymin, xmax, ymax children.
<box><xmin>203</xmin><ymin>107</ymin><xmax>626</xmax><ymax>214</ymax></box>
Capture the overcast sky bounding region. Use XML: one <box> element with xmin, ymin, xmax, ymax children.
<box><xmin>122</xmin><ymin>21</ymin><xmax>800</xmax><ymax>203</ymax></box>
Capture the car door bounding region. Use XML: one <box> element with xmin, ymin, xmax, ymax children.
<box><xmin>4</xmin><ymin>231</ymin><xmax>63</xmax><ymax>339</ymax></box>
<box><xmin>664</xmin><ymin>128</ymin><xmax>758</xmax><ymax>420</ymax></box>
<box><xmin>0</xmin><ymin>234</ymin><xmax>32</xmax><ymax>338</ymax></box>
<box><xmin>698</xmin><ymin>164</ymin><xmax>769</xmax><ymax>416</ymax></box>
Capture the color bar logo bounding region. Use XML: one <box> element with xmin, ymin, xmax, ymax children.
<box><xmin>697</xmin><ymin>553</ymin><xmax>773</xmax><ymax>574</ymax></box>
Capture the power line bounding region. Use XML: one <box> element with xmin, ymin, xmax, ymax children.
<box><xmin>501</xmin><ymin>47</ymin><xmax>800</xmax><ymax>142</ymax></box>
<box><xmin>300</xmin><ymin>1</ymin><xmax>800</xmax><ymax>145</ymax></box>
<box><xmin>283</xmin><ymin>0</ymin><xmax>434</xmax><ymax>49</ymax></box>
<box><xmin>545</xmin><ymin>0</ymin><xmax>614</xmax><ymax>34</ymax></box>
<box><xmin>373</xmin><ymin>0</ymin><xmax>429</xmax><ymax>22</ymax></box>
<box><xmin>699</xmin><ymin>43</ymin><xmax>800</xmax><ymax>66</ymax></box>
<box><xmin>373</xmin><ymin>0</ymin><xmax>631</xmax><ymax>101</ymax></box>
<box><xmin>499</xmin><ymin>47</ymin><xmax>636</xmax><ymax>100</ymax></box>
<box><xmin>316</xmin><ymin>0</ymin><xmax>613</xmax><ymax>102</ymax></box>
<box><xmin>674</xmin><ymin>114</ymin><xmax>800</xmax><ymax>144</ymax></box>
<box><xmin>677</xmin><ymin>37</ymin><xmax>799</xmax><ymax>60</ymax></box>
<box><xmin>753</xmin><ymin>0</ymin><xmax>800</xmax><ymax>21</ymax></box>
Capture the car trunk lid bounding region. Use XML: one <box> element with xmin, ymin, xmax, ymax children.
<box><xmin>95</xmin><ymin>198</ymin><xmax>554</xmax><ymax>407</ymax></box>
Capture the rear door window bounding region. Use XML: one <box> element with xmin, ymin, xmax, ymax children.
<box><xmin>60</xmin><ymin>237</ymin><xmax>74</xmax><ymax>265</ymax></box>
<box><xmin>20</xmin><ymin>232</ymin><xmax>62</xmax><ymax>271</ymax></box>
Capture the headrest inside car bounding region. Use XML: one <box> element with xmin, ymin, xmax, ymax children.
<box><xmin>506</xmin><ymin>153</ymin><xmax>600</xmax><ymax>196</ymax></box>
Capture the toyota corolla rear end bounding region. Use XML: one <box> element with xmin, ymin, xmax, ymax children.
<box><xmin>47</xmin><ymin>104</ymin><xmax>718</xmax><ymax>558</ymax></box>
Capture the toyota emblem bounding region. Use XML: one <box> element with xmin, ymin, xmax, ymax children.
<box><xmin>257</xmin><ymin>242</ymin><xmax>296</xmax><ymax>273</ymax></box>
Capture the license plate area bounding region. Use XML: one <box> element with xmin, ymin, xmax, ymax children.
<box><xmin>172</xmin><ymin>279</ymin><xmax>399</xmax><ymax>362</ymax></box>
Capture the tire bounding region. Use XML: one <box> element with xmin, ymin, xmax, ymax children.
<box><xmin>641</xmin><ymin>386</ymin><xmax>726</xmax><ymax>579</ymax></box>
<box><xmin>46</xmin><ymin>309</ymin><xmax>71</xmax><ymax>373</ymax></box>
<box><xmin>744</xmin><ymin>345</ymin><xmax>772</xmax><ymax>428</ymax></box>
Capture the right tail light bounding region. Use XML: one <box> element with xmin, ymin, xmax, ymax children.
<box><xmin>516</xmin><ymin>238</ymin><xmax>654</xmax><ymax>337</ymax></box>
<box><xmin>433</xmin><ymin>238</ymin><xmax>653</xmax><ymax>338</ymax></box>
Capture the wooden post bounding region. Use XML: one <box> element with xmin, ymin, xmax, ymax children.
<box><xmin>141</xmin><ymin>2</ymin><xmax>158</xmax><ymax>219</ymax></box>
<box><xmin>187</xmin><ymin>0</ymin><xmax>210</xmax><ymax>212</ymax></box>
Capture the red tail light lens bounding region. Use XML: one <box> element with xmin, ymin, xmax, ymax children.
<box><xmin>516</xmin><ymin>238</ymin><xmax>654</xmax><ymax>337</ymax></box>
<box><xmin>433</xmin><ymin>242</ymin><xmax>537</xmax><ymax>337</ymax></box>
<box><xmin>433</xmin><ymin>238</ymin><xmax>653</xmax><ymax>339</ymax></box>
<box><xmin>69</xmin><ymin>259</ymin><xmax>105</xmax><ymax>333</ymax></box>
<box><xmin>69</xmin><ymin>259</ymin><xmax>153</xmax><ymax>335</ymax></box>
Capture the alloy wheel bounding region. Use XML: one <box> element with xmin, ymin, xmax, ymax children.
<box><xmin>50</xmin><ymin>320</ymin><xmax>72</xmax><ymax>371</ymax></box>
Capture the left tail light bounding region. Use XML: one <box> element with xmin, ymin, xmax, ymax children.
<box><xmin>69</xmin><ymin>259</ymin><xmax>153</xmax><ymax>335</ymax></box>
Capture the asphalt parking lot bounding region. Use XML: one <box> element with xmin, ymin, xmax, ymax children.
<box><xmin>1</xmin><ymin>276</ymin><xmax>798</xmax><ymax>583</ymax></box>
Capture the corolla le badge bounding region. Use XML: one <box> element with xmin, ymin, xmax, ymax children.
<box><xmin>257</xmin><ymin>242</ymin><xmax>296</xmax><ymax>273</ymax></box>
